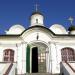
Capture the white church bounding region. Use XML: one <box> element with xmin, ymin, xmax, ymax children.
<box><xmin>0</xmin><ymin>10</ymin><xmax>75</xmax><ymax>75</ymax></box>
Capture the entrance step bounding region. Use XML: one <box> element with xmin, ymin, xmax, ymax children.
<box><xmin>25</xmin><ymin>73</ymin><xmax>60</xmax><ymax>75</ymax></box>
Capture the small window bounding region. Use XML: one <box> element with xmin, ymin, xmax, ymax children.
<box><xmin>3</xmin><ymin>49</ymin><xmax>14</xmax><ymax>62</ymax></box>
<box><xmin>61</xmin><ymin>47</ymin><xmax>75</xmax><ymax>61</ymax></box>
<box><xmin>36</xmin><ymin>19</ymin><xmax>38</xmax><ymax>23</ymax></box>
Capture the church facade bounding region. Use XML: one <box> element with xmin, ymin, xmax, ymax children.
<box><xmin>0</xmin><ymin>11</ymin><xmax>75</xmax><ymax>75</ymax></box>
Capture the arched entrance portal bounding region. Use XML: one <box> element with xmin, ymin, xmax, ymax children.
<box><xmin>31</xmin><ymin>42</ymin><xmax>48</xmax><ymax>73</ymax></box>
<box><xmin>26</xmin><ymin>42</ymin><xmax>48</xmax><ymax>73</ymax></box>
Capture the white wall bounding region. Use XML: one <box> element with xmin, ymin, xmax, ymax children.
<box><xmin>22</xmin><ymin>31</ymin><xmax>51</xmax><ymax>43</ymax></box>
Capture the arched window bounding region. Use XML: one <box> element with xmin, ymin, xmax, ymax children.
<box><xmin>36</xmin><ymin>19</ymin><xmax>38</xmax><ymax>23</ymax></box>
<box><xmin>3</xmin><ymin>49</ymin><xmax>14</xmax><ymax>62</ymax></box>
<box><xmin>61</xmin><ymin>47</ymin><xmax>75</xmax><ymax>61</ymax></box>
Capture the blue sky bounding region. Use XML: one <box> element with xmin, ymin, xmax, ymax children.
<box><xmin>0</xmin><ymin>0</ymin><xmax>75</xmax><ymax>34</ymax></box>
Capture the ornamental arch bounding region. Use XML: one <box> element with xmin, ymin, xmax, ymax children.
<box><xmin>26</xmin><ymin>41</ymin><xmax>49</xmax><ymax>73</ymax></box>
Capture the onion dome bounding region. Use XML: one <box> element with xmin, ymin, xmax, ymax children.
<box><xmin>5</xmin><ymin>24</ymin><xmax>25</xmax><ymax>35</ymax></box>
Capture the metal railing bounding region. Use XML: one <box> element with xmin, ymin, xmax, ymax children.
<box><xmin>4</xmin><ymin>63</ymin><xmax>13</xmax><ymax>75</ymax></box>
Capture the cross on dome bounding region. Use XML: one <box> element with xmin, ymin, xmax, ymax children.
<box><xmin>34</xmin><ymin>3</ymin><xmax>39</xmax><ymax>12</ymax></box>
<box><xmin>68</xmin><ymin>16</ymin><xmax>74</xmax><ymax>25</ymax></box>
<box><xmin>30</xmin><ymin>3</ymin><xmax>44</xmax><ymax>27</ymax></box>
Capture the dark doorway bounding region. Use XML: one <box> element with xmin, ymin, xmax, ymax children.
<box><xmin>32</xmin><ymin>47</ymin><xmax>38</xmax><ymax>73</ymax></box>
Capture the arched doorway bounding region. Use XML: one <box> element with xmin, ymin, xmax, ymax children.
<box><xmin>32</xmin><ymin>47</ymin><xmax>38</xmax><ymax>73</ymax></box>
<box><xmin>61</xmin><ymin>47</ymin><xmax>75</xmax><ymax>61</ymax></box>
<box><xmin>26</xmin><ymin>42</ymin><xmax>48</xmax><ymax>73</ymax></box>
<box><xmin>31</xmin><ymin>42</ymin><xmax>47</xmax><ymax>73</ymax></box>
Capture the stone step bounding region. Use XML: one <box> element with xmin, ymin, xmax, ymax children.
<box><xmin>17</xmin><ymin>73</ymin><xmax>60</xmax><ymax>75</ymax></box>
<box><xmin>25</xmin><ymin>73</ymin><xmax>60</xmax><ymax>75</ymax></box>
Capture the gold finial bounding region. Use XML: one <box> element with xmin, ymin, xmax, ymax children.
<box><xmin>68</xmin><ymin>16</ymin><xmax>74</xmax><ymax>25</ymax></box>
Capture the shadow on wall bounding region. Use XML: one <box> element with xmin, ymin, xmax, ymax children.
<box><xmin>60</xmin><ymin>62</ymin><xmax>70</xmax><ymax>75</ymax></box>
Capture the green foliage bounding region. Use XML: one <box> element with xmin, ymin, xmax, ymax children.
<box><xmin>68</xmin><ymin>25</ymin><xmax>75</xmax><ymax>31</ymax></box>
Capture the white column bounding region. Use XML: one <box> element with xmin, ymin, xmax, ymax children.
<box><xmin>16</xmin><ymin>42</ymin><xmax>27</xmax><ymax>74</ymax></box>
<box><xmin>46</xmin><ymin>47</ymin><xmax>49</xmax><ymax>73</ymax></box>
<box><xmin>48</xmin><ymin>42</ymin><xmax>58</xmax><ymax>74</ymax></box>
<box><xmin>54</xmin><ymin>43</ymin><xmax>59</xmax><ymax>71</ymax></box>
<box><xmin>21</xmin><ymin>42</ymin><xmax>27</xmax><ymax>74</ymax></box>
<box><xmin>48</xmin><ymin>42</ymin><xmax>52</xmax><ymax>73</ymax></box>
<box><xmin>51</xmin><ymin>42</ymin><xmax>57</xmax><ymax>74</ymax></box>
<box><xmin>16</xmin><ymin>43</ymin><xmax>22</xmax><ymax>74</ymax></box>
<box><xmin>54</xmin><ymin>43</ymin><xmax>61</xmax><ymax>73</ymax></box>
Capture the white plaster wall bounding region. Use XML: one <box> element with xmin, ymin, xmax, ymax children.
<box><xmin>56</xmin><ymin>43</ymin><xmax>75</xmax><ymax>60</ymax></box>
<box><xmin>23</xmin><ymin>32</ymin><xmax>51</xmax><ymax>43</ymax></box>
<box><xmin>0</xmin><ymin>46</ymin><xmax>4</xmax><ymax>62</ymax></box>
